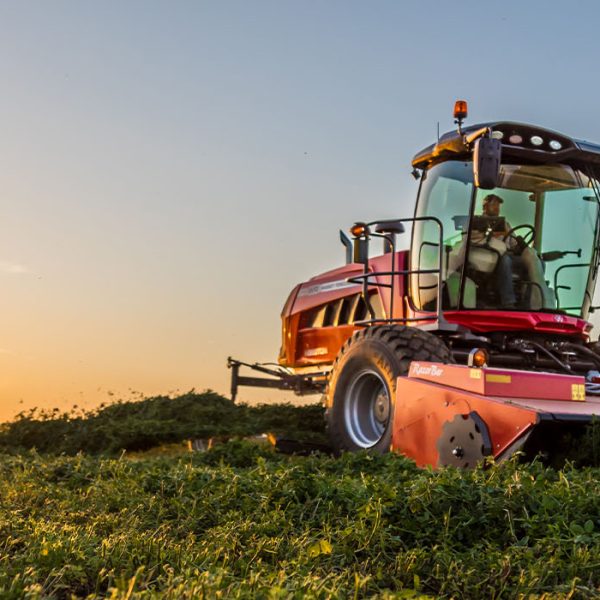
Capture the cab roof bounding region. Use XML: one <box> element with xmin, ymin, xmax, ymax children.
<box><xmin>412</xmin><ymin>121</ymin><xmax>600</xmax><ymax>170</ymax></box>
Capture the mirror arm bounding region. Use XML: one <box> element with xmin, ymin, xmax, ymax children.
<box><xmin>464</xmin><ymin>126</ymin><xmax>491</xmax><ymax>148</ymax></box>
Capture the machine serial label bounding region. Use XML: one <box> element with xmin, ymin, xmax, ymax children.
<box><xmin>297</xmin><ymin>279</ymin><xmax>360</xmax><ymax>297</ymax></box>
<box><xmin>571</xmin><ymin>384</ymin><xmax>586</xmax><ymax>401</ymax></box>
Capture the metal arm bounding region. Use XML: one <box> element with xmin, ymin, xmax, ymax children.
<box><xmin>227</xmin><ymin>357</ymin><xmax>327</xmax><ymax>402</ymax></box>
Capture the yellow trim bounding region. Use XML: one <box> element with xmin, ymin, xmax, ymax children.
<box><xmin>485</xmin><ymin>374</ymin><xmax>512</xmax><ymax>384</ymax></box>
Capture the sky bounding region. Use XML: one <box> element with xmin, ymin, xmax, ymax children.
<box><xmin>2</xmin><ymin>0</ymin><xmax>600</xmax><ymax>420</ymax></box>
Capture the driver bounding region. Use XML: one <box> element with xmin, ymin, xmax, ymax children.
<box><xmin>479</xmin><ymin>194</ymin><xmax>554</xmax><ymax>309</ymax></box>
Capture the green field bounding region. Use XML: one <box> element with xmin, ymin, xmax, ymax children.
<box><xmin>2</xmin><ymin>393</ymin><xmax>600</xmax><ymax>598</ymax></box>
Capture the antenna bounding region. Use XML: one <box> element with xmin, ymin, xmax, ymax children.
<box><xmin>437</xmin><ymin>121</ymin><xmax>440</xmax><ymax>141</ymax></box>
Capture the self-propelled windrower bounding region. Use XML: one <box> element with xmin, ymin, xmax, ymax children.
<box><xmin>229</xmin><ymin>101</ymin><xmax>600</xmax><ymax>467</ymax></box>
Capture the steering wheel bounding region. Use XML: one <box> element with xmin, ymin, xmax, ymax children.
<box><xmin>503</xmin><ymin>224</ymin><xmax>536</xmax><ymax>248</ymax></box>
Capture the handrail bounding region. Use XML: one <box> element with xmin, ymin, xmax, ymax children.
<box><xmin>553</xmin><ymin>263</ymin><xmax>588</xmax><ymax>311</ymax></box>
<box><xmin>347</xmin><ymin>216</ymin><xmax>452</xmax><ymax>329</ymax></box>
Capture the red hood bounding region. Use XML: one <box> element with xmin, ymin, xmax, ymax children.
<box><xmin>443</xmin><ymin>310</ymin><xmax>592</xmax><ymax>339</ymax></box>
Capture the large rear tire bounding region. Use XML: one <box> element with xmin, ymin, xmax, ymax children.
<box><xmin>325</xmin><ymin>325</ymin><xmax>453</xmax><ymax>454</ymax></box>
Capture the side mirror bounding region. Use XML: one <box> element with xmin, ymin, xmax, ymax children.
<box><xmin>374</xmin><ymin>220</ymin><xmax>405</xmax><ymax>235</ymax></box>
<box><xmin>473</xmin><ymin>137</ymin><xmax>501</xmax><ymax>189</ymax></box>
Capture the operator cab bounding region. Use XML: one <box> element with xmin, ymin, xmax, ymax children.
<box><xmin>410</xmin><ymin>113</ymin><xmax>600</xmax><ymax>320</ymax></box>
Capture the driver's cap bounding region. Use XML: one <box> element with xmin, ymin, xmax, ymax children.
<box><xmin>483</xmin><ymin>194</ymin><xmax>503</xmax><ymax>204</ymax></box>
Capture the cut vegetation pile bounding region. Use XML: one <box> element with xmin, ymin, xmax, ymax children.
<box><xmin>0</xmin><ymin>391</ymin><xmax>327</xmax><ymax>455</ymax></box>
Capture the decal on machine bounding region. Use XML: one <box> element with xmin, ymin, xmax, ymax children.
<box><xmin>297</xmin><ymin>279</ymin><xmax>360</xmax><ymax>298</ymax></box>
<box><xmin>410</xmin><ymin>362</ymin><xmax>444</xmax><ymax>377</ymax></box>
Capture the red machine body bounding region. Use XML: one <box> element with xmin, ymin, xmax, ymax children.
<box><xmin>279</xmin><ymin>249</ymin><xmax>591</xmax><ymax>370</ymax></box>
<box><xmin>393</xmin><ymin>362</ymin><xmax>597</xmax><ymax>467</ymax></box>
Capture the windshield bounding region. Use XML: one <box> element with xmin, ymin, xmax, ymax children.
<box><xmin>411</xmin><ymin>160</ymin><xmax>600</xmax><ymax>317</ymax></box>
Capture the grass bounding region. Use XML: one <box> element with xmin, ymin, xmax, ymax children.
<box><xmin>2</xmin><ymin>444</ymin><xmax>600</xmax><ymax>598</ymax></box>
<box><xmin>3</xmin><ymin>392</ymin><xmax>600</xmax><ymax>597</ymax></box>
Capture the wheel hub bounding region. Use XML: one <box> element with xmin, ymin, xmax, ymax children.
<box><xmin>374</xmin><ymin>392</ymin><xmax>390</xmax><ymax>423</ymax></box>
<box><xmin>344</xmin><ymin>369</ymin><xmax>391</xmax><ymax>448</ymax></box>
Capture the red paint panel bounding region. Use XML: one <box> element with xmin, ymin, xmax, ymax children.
<box><xmin>281</xmin><ymin>251</ymin><xmax>410</xmax><ymax>368</ymax></box>
<box><xmin>407</xmin><ymin>362</ymin><xmax>586</xmax><ymax>401</ymax></box>
<box><xmin>366</xmin><ymin>252</ymin><xmax>408</xmax><ymax>320</ymax></box>
<box><xmin>289</xmin><ymin>251</ymin><xmax>409</xmax><ymax>317</ymax></box>
<box><xmin>292</xmin><ymin>265</ymin><xmax>365</xmax><ymax>315</ymax></box>
<box><xmin>281</xmin><ymin>284</ymin><xmax>301</xmax><ymax>319</ymax></box>
<box><xmin>278</xmin><ymin>312</ymin><xmax>301</xmax><ymax>367</ymax></box>
<box><xmin>439</xmin><ymin>310</ymin><xmax>591</xmax><ymax>339</ymax></box>
<box><xmin>392</xmin><ymin>377</ymin><xmax>540</xmax><ymax>468</ymax></box>
<box><xmin>294</xmin><ymin>325</ymin><xmax>358</xmax><ymax>367</ymax></box>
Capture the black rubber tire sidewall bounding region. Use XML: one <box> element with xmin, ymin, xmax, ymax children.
<box><xmin>327</xmin><ymin>338</ymin><xmax>399</xmax><ymax>453</ymax></box>
<box><xmin>325</xmin><ymin>326</ymin><xmax>453</xmax><ymax>454</ymax></box>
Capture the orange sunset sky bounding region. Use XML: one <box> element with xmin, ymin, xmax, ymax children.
<box><xmin>2</xmin><ymin>1</ymin><xmax>600</xmax><ymax>421</ymax></box>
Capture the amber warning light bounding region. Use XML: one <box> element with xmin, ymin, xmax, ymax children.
<box><xmin>453</xmin><ymin>100</ymin><xmax>468</xmax><ymax>120</ymax></box>
<box><xmin>350</xmin><ymin>222</ymin><xmax>369</xmax><ymax>237</ymax></box>
<box><xmin>468</xmin><ymin>347</ymin><xmax>489</xmax><ymax>368</ymax></box>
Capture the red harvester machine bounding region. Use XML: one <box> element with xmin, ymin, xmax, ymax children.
<box><xmin>229</xmin><ymin>101</ymin><xmax>600</xmax><ymax>467</ymax></box>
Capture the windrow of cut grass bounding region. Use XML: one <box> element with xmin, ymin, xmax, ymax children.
<box><xmin>4</xmin><ymin>390</ymin><xmax>600</xmax><ymax>468</ymax></box>
<box><xmin>0</xmin><ymin>392</ymin><xmax>327</xmax><ymax>455</ymax></box>
<box><xmin>2</xmin><ymin>443</ymin><xmax>600</xmax><ymax>598</ymax></box>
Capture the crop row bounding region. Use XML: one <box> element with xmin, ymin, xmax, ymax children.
<box><xmin>2</xmin><ymin>442</ymin><xmax>600</xmax><ymax>598</ymax></box>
